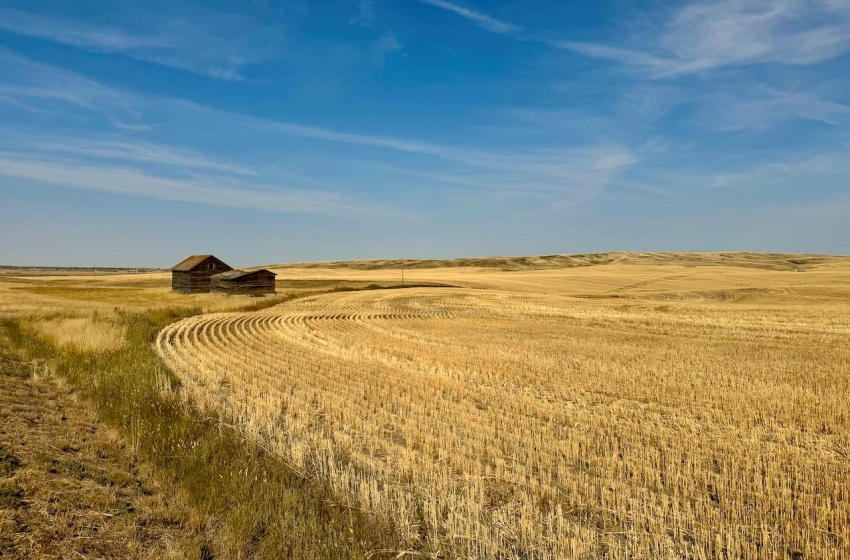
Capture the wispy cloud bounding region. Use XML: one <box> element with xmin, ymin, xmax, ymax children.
<box><xmin>0</xmin><ymin>135</ymin><xmax>258</xmax><ymax>176</ymax></box>
<box><xmin>258</xmin><ymin>113</ymin><xmax>638</xmax><ymax>183</ymax></box>
<box><xmin>0</xmin><ymin>48</ymin><xmax>139</xmax><ymax>116</ymax></box>
<box><xmin>694</xmin><ymin>85</ymin><xmax>850</xmax><ymax>130</ymax></box>
<box><xmin>350</xmin><ymin>0</ymin><xmax>376</xmax><ymax>27</ymax></box>
<box><xmin>568</xmin><ymin>0</ymin><xmax>850</xmax><ymax>77</ymax></box>
<box><xmin>412</xmin><ymin>0</ymin><xmax>850</xmax><ymax>144</ymax></box>
<box><xmin>0</xmin><ymin>6</ymin><xmax>284</xmax><ymax>80</ymax></box>
<box><xmin>554</xmin><ymin>42</ymin><xmax>674</xmax><ymax>74</ymax></box>
<box><xmin>0</xmin><ymin>153</ymin><xmax>371</xmax><ymax>216</ymax></box>
<box><xmin>414</xmin><ymin>0</ymin><xmax>850</xmax><ymax>76</ymax></box>
<box><xmin>0</xmin><ymin>8</ymin><xmax>174</xmax><ymax>50</ymax></box>
<box><xmin>710</xmin><ymin>144</ymin><xmax>850</xmax><ymax>189</ymax></box>
<box><xmin>0</xmin><ymin>51</ymin><xmax>639</xmax><ymax>212</ymax></box>
<box><xmin>328</xmin><ymin>144</ymin><xmax>641</xmax><ymax>215</ymax></box>
<box><xmin>373</xmin><ymin>31</ymin><xmax>404</xmax><ymax>63</ymax></box>
<box><xmin>112</xmin><ymin>121</ymin><xmax>160</xmax><ymax>132</ymax></box>
<box><xmin>414</xmin><ymin>0</ymin><xmax>519</xmax><ymax>35</ymax></box>
<box><xmin>654</xmin><ymin>0</ymin><xmax>850</xmax><ymax>73</ymax></box>
<box><xmin>0</xmin><ymin>49</ymin><xmax>452</xmax><ymax>161</ymax></box>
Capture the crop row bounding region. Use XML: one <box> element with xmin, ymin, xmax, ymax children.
<box><xmin>156</xmin><ymin>288</ymin><xmax>850</xmax><ymax>559</ymax></box>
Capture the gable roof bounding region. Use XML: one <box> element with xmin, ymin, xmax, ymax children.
<box><xmin>212</xmin><ymin>269</ymin><xmax>276</xmax><ymax>280</ymax></box>
<box><xmin>171</xmin><ymin>255</ymin><xmax>229</xmax><ymax>272</ymax></box>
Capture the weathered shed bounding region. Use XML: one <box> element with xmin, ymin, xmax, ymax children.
<box><xmin>211</xmin><ymin>269</ymin><xmax>277</xmax><ymax>296</ymax></box>
<box><xmin>171</xmin><ymin>255</ymin><xmax>233</xmax><ymax>293</ymax></box>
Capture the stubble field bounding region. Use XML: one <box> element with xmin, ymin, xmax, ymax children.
<box><xmin>149</xmin><ymin>254</ymin><xmax>850</xmax><ymax>559</ymax></box>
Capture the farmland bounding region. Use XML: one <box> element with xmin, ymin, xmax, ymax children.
<box><xmin>2</xmin><ymin>252</ymin><xmax>850</xmax><ymax>558</ymax></box>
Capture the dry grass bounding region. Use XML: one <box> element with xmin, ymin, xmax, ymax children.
<box><xmin>0</xmin><ymin>279</ymin><xmax>405</xmax><ymax>558</ymax></box>
<box><xmin>4</xmin><ymin>252</ymin><xmax>850</xmax><ymax>558</ymax></box>
<box><xmin>0</xmin><ymin>343</ymin><xmax>197</xmax><ymax>559</ymax></box>
<box><xmin>0</xmin><ymin>271</ymin><xmax>447</xmax><ymax>317</ymax></box>
<box><xmin>270</xmin><ymin>250</ymin><xmax>850</xmax><ymax>271</ymax></box>
<box><xmin>34</xmin><ymin>316</ymin><xmax>127</xmax><ymax>352</ymax></box>
<box><xmin>266</xmin><ymin>258</ymin><xmax>850</xmax><ymax>299</ymax></box>
<box><xmin>0</xmin><ymin>273</ymin><xmax>256</xmax><ymax>316</ymax></box>
<box><xmin>156</xmin><ymin>261</ymin><xmax>850</xmax><ymax>559</ymax></box>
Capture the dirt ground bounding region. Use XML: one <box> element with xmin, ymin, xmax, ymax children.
<box><xmin>0</xmin><ymin>347</ymin><xmax>194</xmax><ymax>559</ymax></box>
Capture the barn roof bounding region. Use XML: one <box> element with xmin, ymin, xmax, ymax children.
<box><xmin>172</xmin><ymin>255</ymin><xmax>233</xmax><ymax>272</ymax></box>
<box><xmin>212</xmin><ymin>269</ymin><xmax>276</xmax><ymax>280</ymax></box>
<box><xmin>171</xmin><ymin>255</ymin><xmax>216</xmax><ymax>271</ymax></box>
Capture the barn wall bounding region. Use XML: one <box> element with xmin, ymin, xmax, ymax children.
<box><xmin>211</xmin><ymin>272</ymin><xmax>276</xmax><ymax>296</ymax></box>
<box><xmin>172</xmin><ymin>271</ymin><xmax>203</xmax><ymax>293</ymax></box>
<box><xmin>173</xmin><ymin>270</ymin><xmax>221</xmax><ymax>293</ymax></box>
<box><xmin>202</xmin><ymin>256</ymin><xmax>232</xmax><ymax>274</ymax></box>
<box><xmin>172</xmin><ymin>256</ymin><xmax>233</xmax><ymax>293</ymax></box>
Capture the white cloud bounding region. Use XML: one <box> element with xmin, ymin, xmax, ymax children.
<box><xmin>264</xmin><ymin>116</ymin><xmax>638</xmax><ymax>184</ymax></box>
<box><xmin>342</xmin><ymin>145</ymin><xmax>641</xmax><ymax>214</ymax></box>
<box><xmin>373</xmin><ymin>31</ymin><xmax>404</xmax><ymax>63</ymax></box>
<box><xmin>0</xmin><ymin>7</ymin><xmax>284</xmax><ymax>80</ymax></box>
<box><xmin>656</xmin><ymin>0</ymin><xmax>850</xmax><ymax>74</ymax></box>
<box><xmin>555</xmin><ymin>42</ymin><xmax>673</xmax><ymax>74</ymax></box>
<box><xmin>0</xmin><ymin>49</ymin><xmax>455</xmax><ymax>160</ymax></box>
<box><xmin>0</xmin><ymin>136</ymin><xmax>258</xmax><ymax>176</ymax></box>
<box><xmin>710</xmin><ymin>144</ymin><xmax>850</xmax><ymax>188</ymax></box>
<box><xmin>0</xmin><ymin>49</ymin><xmax>139</xmax><ymax>115</ymax></box>
<box><xmin>350</xmin><ymin>0</ymin><xmax>376</xmax><ymax>26</ymax></box>
<box><xmin>694</xmin><ymin>85</ymin><xmax>850</xmax><ymax>130</ymax></box>
<box><xmin>0</xmin><ymin>153</ymin><xmax>365</xmax><ymax>216</ymax></box>
<box><xmin>111</xmin><ymin>121</ymin><xmax>160</xmax><ymax>132</ymax></box>
<box><xmin>0</xmin><ymin>50</ymin><xmax>639</xmax><ymax>211</ymax></box>
<box><xmin>412</xmin><ymin>0</ymin><xmax>850</xmax><ymax>76</ymax></box>
<box><xmin>561</xmin><ymin>0</ymin><xmax>850</xmax><ymax>76</ymax></box>
<box><xmin>414</xmin><ymin>0</ymin><xmax>519</xmax><ymax>35</ymax></box>
<box><xmin>0</xmin><ymin>8</ymin><xmax>176</xmax><ymax>49</ymax></box>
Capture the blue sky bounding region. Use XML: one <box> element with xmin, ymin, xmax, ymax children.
<box><xmin>1</xmin><ymin>0</ymin><xmax>849</xmax><ymax>267</ymax></box>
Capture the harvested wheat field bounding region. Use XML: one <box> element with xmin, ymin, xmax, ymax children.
<box><xmin>155</xmin><ymin>253</ymin><xmax>850</xmax><ymax>560</ymax></box>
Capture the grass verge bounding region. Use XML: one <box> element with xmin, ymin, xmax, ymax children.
<box><xmin>1</xmin><ymin>301</ymin><xmax>402</xmax><ymax>559</ymax></box>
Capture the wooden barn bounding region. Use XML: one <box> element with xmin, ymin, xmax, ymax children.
<box><xmin>171</xmin><ymin>255</ymin><xmax>233</xmax><ymax>293</ymax></box>
<box><xmin>211</xmin><ymin>269</ymin><xmax>277</xmax><ymax>296</ymax></box>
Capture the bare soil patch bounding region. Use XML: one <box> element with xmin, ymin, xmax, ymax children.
<box><xmin>0</xmin><ymin>348</ymin><xmax>193</xmax><ymax>559</ymax></box>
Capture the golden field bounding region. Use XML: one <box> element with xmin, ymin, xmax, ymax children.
<box><xmin>3</xmin><ymin>252</ymin><xmax>850</xmax><ymax>559</ymax></box>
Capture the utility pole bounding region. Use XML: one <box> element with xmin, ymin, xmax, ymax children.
<box><xmin>401</xmin><ymin>263</ymin><xmax>404</xmax><ymax>286</ymax></box>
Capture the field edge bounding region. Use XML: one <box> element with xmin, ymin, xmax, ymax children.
<box><xmin>0</xmin><ymin>299</ymin><xmax>415</xmax><ymax>559</ymax></box>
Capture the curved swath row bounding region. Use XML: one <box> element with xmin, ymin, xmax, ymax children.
<box><xmin>155</xmin><ymin>288</ymin><xmax>850</xmax><ymax>560</ymax></box>
<box><xmin>156</xmin><ymin>289</ymin><xmax>595</xmax><ymax>557</ymax></box>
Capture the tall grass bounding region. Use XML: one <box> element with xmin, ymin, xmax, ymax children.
<box><xmin>33</xmin><ymin>316</ymin><xmax>127</xmax><ymax>352</ymax></box>
<box><xmin>1</xmin><ymin>307</ymin><xmax>400</xmax><ymax>559</ymax></box>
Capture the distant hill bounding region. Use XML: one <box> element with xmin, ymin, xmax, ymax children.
<box><xmin>0</xmin><ymin>266</ymin><xmax>166</xmax><ymax>276</ymax></box>
<box><xmin>268</xmin><ymin>252</ymin><xmax>850</xmax><ymax>272</ymax></box>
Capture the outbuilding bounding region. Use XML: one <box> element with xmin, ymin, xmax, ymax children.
<box><xmin>171</xmin><ymin>255</ymin><xmax>233</xmax><ymax>293</ymax></box>
<box><xmin>211</xmin><ymin>269</ymin><xmax>277</xmax><ymax>296</ymax></box>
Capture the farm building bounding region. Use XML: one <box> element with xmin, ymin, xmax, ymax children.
<box><xmin>171</xmin><ymin>255</ymin><xmax>233</xmax><ymax>293</ymax></box>
<box><xmin>211</xmin><ymin>269</ymin><xmax>277</xmax><ymax>296</ymax></box>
